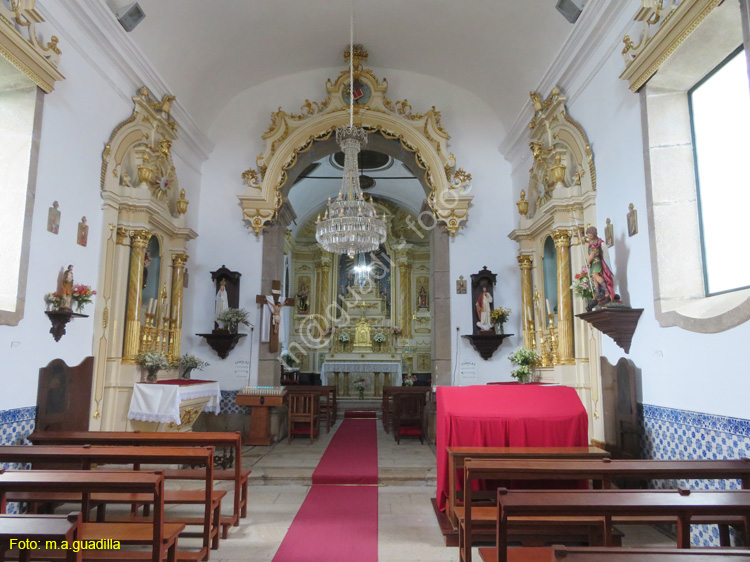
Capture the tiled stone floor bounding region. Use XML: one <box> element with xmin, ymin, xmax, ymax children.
<box><xmin>170</xmin><ymin>417</ymin><xmax>671</xmax><ymax>561</ymax></box>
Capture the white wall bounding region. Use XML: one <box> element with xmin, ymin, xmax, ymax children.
<box><xmin>184</xmin><ymin>67</ymin><xmax>521</xmax><ymax>389</ymax></box>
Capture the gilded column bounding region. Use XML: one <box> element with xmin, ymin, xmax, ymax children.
<box><xmin>399</xmin><ymin>262</ymin><xmax>412</xmax><ymax>338</ymax></box>
<box><xmin>320</xmin><ymin>260</ymin><xmax>331</xmax><ymax>323</ymax></box>
<box><xmin>123</xmin><ymin>230</ymin><xmax>150</xmax><ymax>362</ymax></box>
<box><xmin>552</xmin><ymin>229</ymin><xmax>575</xmax><ymax>364</ymax></box>
<box><xmin>517</xmin><ymin>254</ymin><xmax>534</xmax><ymax>349</ymax></box>
<box><xmin>170</xmin><ymin>253</ymin><xmax>188</xmax><ymax>360</ymax></box>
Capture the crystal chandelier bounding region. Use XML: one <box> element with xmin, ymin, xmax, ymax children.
<box><xmin>316</xmin><ymin>2</ymin><xmax>386</xmax><ymax>259</ymax></box>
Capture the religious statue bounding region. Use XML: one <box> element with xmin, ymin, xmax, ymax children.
<box><xmin>627</xmin><ymin>203</ymin><xmax>638</xmax><ymax>237</ymax></box>
<box><xmin>586</xmin><ymin>226</ymin><xmax>615</xmax><ymax>310</ymax></box>
<box><xmin>296</xmin><ymin>278</ymin><xmax>310</xmax><ymax>314</ymax></box>
<box><xmin>475</xmin><ymin>285</ymin><xmax>493</xmax><ymax>331</ymax></box>
<box><xmin>77</xmin><ymin>216</ymin><xmax>89</xmax><ymax>247</ymax></box>
<box><xmin>417</xmin><ymin>286</ymin><xmax>428</xmax><ymax>310</ymax></box>
<box><xmin>215</xmin><ymin>279</ymin><xmax>229</xmax><ymax>320</ymax></box>
<box><xmin>605</xmin><ymin>218</ymin><xmax>614</xmax><ymax>248</ymax></box>
<box><xmin>60</xmin><ymin>265</ymin><xmax>74</xmax><ymax>310</ymax></box>
<box><xmin>142</xmin><ymin>250</ymin><xmax>151</xmax><ymax>289</ymax></box>
<box><xmin>47</xmin><ymin>201</ymin><xmax>60</xmax><ymax>234</ymax></box>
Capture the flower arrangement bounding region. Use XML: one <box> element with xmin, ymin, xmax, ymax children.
<box><xmin>508</xmin><ymin>346</ymin><xmax>539</xmax><ymax>383</ymax></box>
<box><xmin>490</xmin><ymin>307</ymin><xmax>511</xmax><ymax>324</ymax></box>
<box><xmin>338</xmin><ymin>332</ymin><xmax>350</xmax><ymax>343</ymax></box>
<box><xmin>571</xmin><ymin>267</ymin><xmax>595</xmax><ymax>301</ymax></box>
<box><xmin>403</xmin><ymin>374</ymin><xmax>416</xmax><ymax>387</ymax></box>
<box><xmin>390</xmin><ymin>327</ymin><xmax>402</xmax><ymax>336</ymax></box>
<box><xmin>373</xmin><ymin>332</ymin><xmax>387</xmax><ymax>343</ymax></box>
<box><xmin>135</xmin><ymin>351</ymin><xmax>172</xmax><ymax>383</ymax></box>
<box><xmin>176</xmin><ymin>354</ymin><xmax>209</xmax><ymax>380</ymax></box>
<box><xmin>44</xmin><ymin>292</ymin><xmax>64</xmax><ymax>310</ymax></box>
<box><xmin>353</xmin><ymin>377</ymin><xmax>368</xmax><ymax>399</ymax></box>
<box><xmin>71</xmin><ymin>284</ymin><xmax>96</xmax><ymax>313</ymax></box>
<box><xmin>216</xmin><ymin>307</ymin><xmax>250</xmax><ymax>333</ymax></box>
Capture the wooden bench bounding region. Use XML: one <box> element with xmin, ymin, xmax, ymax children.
<box><xmin>0</xmin><ymin>512</ymin><xmax>82</xmax><ymax>562</ymax></box>
<box><xmin>0</xmin><ymin>470</ymin><xmax>183</xmax><ymax>562</ymax></box>
<box><xmin>0</xmin><ymin>446</ymin><xmax>220</xmax><ymax>560</ymax></box>
<box><xmin>27</xmin><ymin>430</ymin><xmax>248</xmax><ymax>537</ymax></box>
<box><xmin>286</xmin><ymin>386</ymin><xmax>337</xmax><ymax>432</ymax></box>
<box><xmin>446</xmin><ymin>446</ymin><xmax>610</xmax><ymax>528</ymax></box>
<box><xmin>459</xmin><ymin>457</ymin><xmax>750</xmax><ymax>562</ymax></box>
<box><xmin>492</xmin><ymin>489</ymin><xmax>750</xmax><ymax>562</ymax></box>
<box><xmin>479</xmin><ymin>546</ymin><xmax>750</xmax><ymax>562</ymax></box>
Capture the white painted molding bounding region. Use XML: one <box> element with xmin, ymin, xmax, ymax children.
<box><xmin>500</xmin><ymin>0</ymin><xmax>639</xmax><ymax>171</ymax></box>
<box><xmin>37</xmin><ymin>0</ymin><xmax>214</xmax><ymax>164</ymax></box>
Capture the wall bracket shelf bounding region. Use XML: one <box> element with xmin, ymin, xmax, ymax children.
<box><xmin>197</xmin><ymin>332</ymin><xmax>247</xmax><ymax>359</ymax></box>
<box><xmin>462</xmin><ymin>333</ymin><xmax>514</xmax><ymax>361</ymax></box>
<box><xmin>45</xmin><ymin>310</ymin><xmax>88</xmax><ymax>342</ymax></box>
<box><xmin>576</xmin><ymin>308</ymin><xmax>643</xmax><ymax>354</ymax></box>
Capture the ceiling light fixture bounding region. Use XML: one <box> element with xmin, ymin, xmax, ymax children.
<box><xmin>315</xmin><ymin>1</ymin><xmax>386</xmax><ymax>259</ymax></box>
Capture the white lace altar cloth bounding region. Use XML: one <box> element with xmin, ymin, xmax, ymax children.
<box><xmin>320</xmin><ymin>361</ymin><xmax>401</xmax><ymax>386</ymax></box>
<box><xmin>127</xmin><ymin>381</ymin><xmax>221</xmax><ymax>424</ymax></box>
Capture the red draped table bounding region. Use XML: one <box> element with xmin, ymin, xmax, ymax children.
<box><xmin>436</xmin><ymin>384</ymin><xmax>588</xmax><ymax>511</ymax></box>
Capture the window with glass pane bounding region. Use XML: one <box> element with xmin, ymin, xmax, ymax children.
<box><xmin>0</xmin><ymin>57</ymin><xmax>38</xmax><ymax>320</ymax></box>
<box><xmin>689</xmin><ymin>46</ymin><xmax>750</xmax><ymax>295</ymax></box>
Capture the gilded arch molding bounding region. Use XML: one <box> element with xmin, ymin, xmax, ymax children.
<box><xmin>239</xmin><ymin>45</ymin><xmax>473</xmax><ymax>237</ymax></box>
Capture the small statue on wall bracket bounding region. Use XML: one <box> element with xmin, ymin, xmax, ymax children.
<box><xmin>584</xmin><ymin>226</ymin><xmax>629</xmax><ymax>312</ymax></box>
<box><xmin>470</xmin><ymin>267</ymin><xmax>497</xmax><ymax>335</ymax></box>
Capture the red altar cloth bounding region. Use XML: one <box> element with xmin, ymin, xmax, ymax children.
<box><xmin>157</xmin><ymin>379</ymin><xmax>215</xmax><ymax>386</ymax></box>
<box><xmin>436</xmin><ymin>384</ymin><xmax>588</xmax><ymax>511</ymax></box>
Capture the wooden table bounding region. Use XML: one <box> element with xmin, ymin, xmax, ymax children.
<box><xmin>235</xmin><ymin>389</ymin><xmax>288</xmax><ymax>445</ymax></box>
<box><xmin>446</xmin><ymin>446</ymin><xmax>609</xmax><ymax>528</ymax></box>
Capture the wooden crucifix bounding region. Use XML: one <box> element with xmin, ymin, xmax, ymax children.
<box><xmin>256</xmin><ymin>280</ymin><xmax>295</xmax><ymax>353</ymax></box>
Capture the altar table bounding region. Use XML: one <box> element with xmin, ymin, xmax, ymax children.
<box><xmin>127</xmin><ymin>379</ymin><xmax>221</xmax><ymax>431</ymax></box>
<box><xmin>320</xmin><ymin>361</ymin><xmax>401</xmax><ymax>397</ymax></box>
<box><xmin>435</xmin><ymin>384</ymin><xmax>588</xmax><ymax>511</ymax></box>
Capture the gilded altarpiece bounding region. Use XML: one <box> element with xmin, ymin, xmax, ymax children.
<box><xmin>508</xmin><ymin>87</ymin><xmax>605</xmax><ymax>442</ymax></box>
<box><xmin>287</xmin><ymin>202</ymin><xmax>432</xmax><ymax>395</ymax></box>
<box><xmin>91</xmin><ymin>88</ymin><xmax>197</xmax><ymax>430</ymax></box>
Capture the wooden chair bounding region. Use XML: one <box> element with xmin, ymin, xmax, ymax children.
<box><xmin>392</xmin><ymin>392</ymin><xmax>426</xmax><ymax>444</ymax></box>
<box><xmin>287</xmin><ymin>393</ymin><xmax>320</xmax><ymax>443</ymax></box>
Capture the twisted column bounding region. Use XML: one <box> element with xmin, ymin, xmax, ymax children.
<box><xmin>552</xmin><ymin>229</ymin><xmax>575</xmax><ymax>364</ymax></box>
<box><xmin>517</xmin><ymin>254</ymin><xmax>534</xmax><ymax>349</ymax></box>
<box><xmin>170</xmin><ymin>253</ymin><xmax>188</xmax><ymax>360</ymax></box>
<box><xmin>123</xmin><ymin>230</ymin><xmax>150</xmax><ymax>361</ymax></box>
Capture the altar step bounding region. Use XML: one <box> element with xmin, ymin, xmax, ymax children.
<box><xmin>338</xmin><ymin>398</ymin><xmax>382</xmax><ymax>417</ymax></box>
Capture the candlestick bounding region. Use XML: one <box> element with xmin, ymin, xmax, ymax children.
<box><xmin>546</xmin><ymin>298</ymin><xmax>552</xmax><ymax>315</ymax></box>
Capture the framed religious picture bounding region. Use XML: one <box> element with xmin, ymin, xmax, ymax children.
<box><xmin>47</xmin><ymin>201</ymin><xmax>60</xmax><ymax>234</ymax></box>
<box><xmin>605</xmin><ymin>218</ymin><xmax>614</xmax><ymax>248</ymax></box>
<box><xmin>77</xmin><ymin>216</ymin><xmax>89</xmax><ymax>247</ymax></box>
<box><xmin>627</xmin><ymin>203</ymin><xmax>638</xmax><ymax>237</ymax></box>
<box><xmin>470</xmin><ymin>267</ymin><xmax>497</xmax><ymax>335</ymax></box>
<box><xmin>456</xmin><ymin>275</ymin><xmax>467</xmax><ymax>295</ymax></box>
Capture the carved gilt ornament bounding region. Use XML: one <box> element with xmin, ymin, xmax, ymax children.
<box><xmin>239</xmin><ymin>45</ymin><xmax>473</xmax><ymax>237</ymax></box>
<box><xmin>0</xmin><ymin>0</ymin><xmax>64</xmax><ymax>92</ymax></box>
<box><xmin>620</xmin><ymin>0</ymin><xmax>723</xmax><ymax>92</ymax></box>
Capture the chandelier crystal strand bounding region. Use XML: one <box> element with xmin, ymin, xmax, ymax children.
<box><xmin>315</xmin><ymin>0</ymin><xmax>387</xmax><ymax>259</ymax></box>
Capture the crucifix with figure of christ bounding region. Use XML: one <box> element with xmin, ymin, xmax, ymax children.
<box><xmin>256</xmin><ymin>280</ymin><xmax>295</xmax><ymax>353</ymax></box>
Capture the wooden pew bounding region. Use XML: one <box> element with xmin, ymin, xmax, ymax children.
<box><xmin>492</xmin><ymin>489</ymin><xmax>750</xmax><ymax>562</ymax></box>
<box><xmin>0</xmin><ymin>512</ymin><xmax>82</xmax><ymax>562</ymax></box>
<box><xmin>27</xmin><ymin>431</ymin><xmax>248</xmax><ymax>537</ymax></box>
<box><xmin>0</xmin><ymin>470</ymin><xmax>183</xmax><ymax>562</ymax></box>
<box><xmin>479</xmin><ymin>546</ymin><xmax>750</xmax><ymax>562</ymax></box>
<box><xmin>446</xmin><ymin>446</ymin><xmax>610</xmax><ymax>528</ymax></box>
<box><xmin>286</xmin><ymin>386</ymin><xmax>337</xmax><ymax>432</ymax></box>
<box><xmin>459</xmin><ymin>457</ymin><xmax>750</xmax><ymax>562</ymax></box>
<box><xmin>0</xmin><ymin>446</ymin><xmax>220</xmax><ymax>559</ymax></box>
<box><xmin>381</xmin><ymin>386</ymin><xmax>430</xmax><ymax>433</ymax></box>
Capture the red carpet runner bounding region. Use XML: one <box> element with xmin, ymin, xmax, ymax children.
<box><xmin>272</xmin><ymin>418</ymin><xmax>378</xmax><ymax>562</ymax></box>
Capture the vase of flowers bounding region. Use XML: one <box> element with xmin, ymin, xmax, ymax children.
<box><xmin>490</xmin><ymin>307</ymin><xmax>511</xmax><ymax>334</ymax></box>
<box><xmin>571</xmin><ymin>267</ymin><xmax>595</xmax><ymax>301</ymax></box>
<box><xmin>216</xmin><ymin>307</ymin><xmax>250</xmax><ymax>334</ymax></box>
<box><xmin>44</xmin><ymin>292</ymin><xmax>64</xmax><ymax>311</ymax></box>
<box><xmin>71</xmin><ymin>284</ymin><xmax>96</xmax><ymax>314</ymax></box>
<box><xmin>353</xmin><ymin>377</ymin><xmax>368</xmax><ymax>399</ymax></box>
<box><xmin>391</xmin><ymin>326</ymin><xmax>402</xmax><ymax>346</ymax></box>
<box><xmin>338</xmin><ymin>331</ymin><xmax>350</xmax><ymax>352</ymax></box>
<box><xmin>135</xmin><ymin>351</ymin><xmax>172</xmax><ymax>383</ymax></box>
<box><xmin>374</xmin><ymin>332</ymin><xmax>386</xmax><ymax>351</ymax></box>
<box><xmin>176</xmin><ymin>354</ymin><xmax>209</xmax><ymax>380</ymax></box>
<box><xmin>403</xmin><ymin>374</ymin><xmax>416</xmax><ymax>387</ymax></box>
<box><xmin>508</xmin><ymin>346</ymin><xmax>539</xmax><ymax>384</ymax></box>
